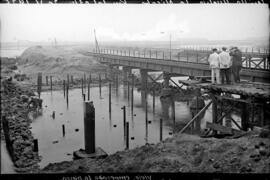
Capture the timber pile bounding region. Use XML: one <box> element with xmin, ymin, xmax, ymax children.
<box><xmin>179</xmin><ymin>80</ymin><xmax>270</xmax><ymax>99</ymax></box>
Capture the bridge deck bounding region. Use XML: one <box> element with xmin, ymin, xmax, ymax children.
<box><xmin>178</xmin><ymin>80</ymin><xmax>270</xmax><ymax>100</ymax></box>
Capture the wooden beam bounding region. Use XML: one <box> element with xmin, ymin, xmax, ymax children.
<box><xmin>154</xmin><ymin>73</ymin><xmax>163</xmax><ymax>81</ymax></box>
<box><xmin>216</xmin><ymin>106</ymin><xmax>234</xmax><ymax>124</ymax></box>
<box><xmin>179</xmin><ymin>100</ymin><xmax>212</xmax><ymax>133</ymax></box>
<box><xmin>206</xmin><ymin>122</ymin><xmax>233</xmax><ymax>135</ymax></box>
<box><xmin>215</xmin><ymin>95</ymin><xmax>252</xmax><ymax>104</ymax></box>
<box><xmin>241</xmin><ymin>96</ymin><xmax>249</xmax><ymax>131</ymax></box>
<box><xmin>147</xmin><ymin>74</ymin><xmax>162</xmax><ymax>88</ymax></box>
<box><xmin>169</xmin><ymin>78</ymin><xmax>184</xmax><ymax>90</ymax></box>
<box><xmin>228</xmin><ymin>117</ymin><xmax>243</xmax><ymax>131</ymax></box>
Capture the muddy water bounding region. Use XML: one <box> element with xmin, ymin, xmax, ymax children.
<box><xmin>1</xmin><ymin>141</ymin><xmax>16</xmax><ymax>174</ymax></box>
<box><xmin>30</xmin><ymin>83</ymin><xmax>241</xmax><ymax>168</ymax></box>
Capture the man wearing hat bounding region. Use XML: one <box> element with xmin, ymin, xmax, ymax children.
<box><xmin>219</xmin><ymin>47</ymin><xmax>232</xmax><ymax>84</ymax></box>
<box><xmin>208</xmin><ymin>48</ymin><xmax>221</xmax><ymax>84</ymax></box>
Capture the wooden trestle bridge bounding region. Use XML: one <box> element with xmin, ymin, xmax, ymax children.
<box><xmin>82</xmin><ymin>47</ymin><xmax>270</xmax><ymax>136</ymax></box>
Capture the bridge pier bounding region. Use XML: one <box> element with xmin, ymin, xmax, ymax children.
<box><xmin>107</xmin><ymin>65</ymin><xmax>114</xmax><ymax>81</ymax></box>
<box><xmin>161</xmin><ymin>72</ymin><xmax>172</xmax><ymax>98</ymax></box>
<box><xmin>140</xmin><ymin>69</ymin><xmax>148</xmax><ymax>107</ymax></box>
<box><xmin>123</xmin><ymin>66</ymin><xmax>132</xmax><ymax>85</ymax></box>
<box><xmin>163</xmin><ymin>72</ymin><xmax>171</xmax><ymax>88</ymax></box>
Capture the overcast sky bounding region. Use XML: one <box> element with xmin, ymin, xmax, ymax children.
<box><xmin>0</xmin><ymin>4</ymin><xmax>269</xmax><ymax>43</ymax></box>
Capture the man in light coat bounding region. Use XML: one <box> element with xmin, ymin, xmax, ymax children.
<box><xmin>208</xmin><ymin>48</ymin><xmax>221</xmax><ymax>84</ymax></box>
<box><xmin>219</xmin><ymin>47</ymin><xmax>232</xmax><ymax>84</ymax></box>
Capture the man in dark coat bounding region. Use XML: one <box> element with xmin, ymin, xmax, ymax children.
<box><xmin>230</xmin><ymin>47</ymin><xmax>242</xmax><ymax>83</ymax></box>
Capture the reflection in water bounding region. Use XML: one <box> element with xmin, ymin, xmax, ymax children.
<box><xmin>31</xmin><ymin>85</ymin><xmax>175</xmax><ymax>168</ymax></box>
<box><xmin>30</xmin><ymin>81</ymin><xmax>224</xmax><ymax>168</ymax></box>
<box><xmin>160</xmin><ymin>97</ymin><xmax>170</xmax><ymax>121</ymax></box>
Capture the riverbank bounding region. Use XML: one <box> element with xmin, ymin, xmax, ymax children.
<box><xmin>1</xmin><ymin>77</ymin><xmax>41</xmax><ymax>173</ymax></box>
<box><xmin>41</xmin><ymin>132</ymin><xmax>270</xmax><ymax>173</ymax></box>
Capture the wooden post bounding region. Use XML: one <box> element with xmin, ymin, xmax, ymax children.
<box><xmin>127</xmin><ymin>81</ymin><xmax>130</xmax><ymax>102</ymax></box>
<box><xmin>81</xmin><ymin>78</ymin><xmax>84</xmax><ymax>96</ymax></box>
<box><xmin>62</xmin><ymin>124</ymin><xmax>65</xmax><ymax>137</ymax></box>
<box><xmin>263</xmin><ymin>57</ymin><xmax>266</xmax><ymax>69</ymax></box>
<box><xmin>99</xmin><ymin>74</ymin><xmax>101</xmax><ymax>97</ymax></box>
<box><xmin>37</xmin><ymin>72</ymin><xmax>42</xmax><ymax>98</ymax></box>
<box><xmin>109</xmin><ymin>83</ymin><xmax>111</xmax><ymax>114</ymax></box>
<box><xmin>46</xmin><ymin>76</ymin><xmax>48</xmax><ymax>86</ymax></box>
<box><xmin>145</xmin><ymin>89</ymin><xmax>148</xmax><ymax>126</ymax></box>
<box><xmin>83</xmin><ymin>93</ymin><xmax>86</xmax><ymax>101</ymax></box>
<box><xmin>260</xmin><ymin>104</ymin><xmax>265</xmax><ymax>127</ymax></box>
<box><xmin>171</xmin><ymin>98</ymin><xmax>175</xmax><ymax>128</ymax></box>
<box><xmin>211</xmin><ymin>93</ymin><xmax>218</xmax><ymax>134</ymax></box>
<box><xmin>160</xmin><ymin>118</ymin><xmax>163</xmax><ymax>141</ymax></box>
<box><xmin>88</xmin><ymin>75</ymin><xmax>90</xmax><ymax>101</ymax></box>
<box><xmin>84</xmin><ymin>101</ymin><xmax>95</xmax><ymax>154</ymax></box>
<box><xmin>84</xmin><ymin>73</ymin><xmax>86</xmax><ymax>89</ymax></box>
<box><xmin>33</xmin><ymin>139</ymin><xmax>39</xmax><ymax>152</ymax></box>
<box><xmin>131</xmin><ymin>74</ymin><xmax>134</xmax><ymax>113</ymax></box>
<box><xmin>52</xmin><ymin>111</ymin><xmax>55</xmax><ymax>119</ymax></box>
<box><xmin>194</xmin><ymin>95</ymin><xmax>198</xmax><ymax>127</ymax></box>
<box><xmin>241</xmin><ymin>98</ymin><xmax>249</xmax><ymax>131</ymax></box>
<box><xmin>89</xmin><ymin>74</ymin><xmax>92</xmax><ymax>83</ymax></box>
<box><xmin>126</xmin><ymin>122</ymin><xmax>129</xmax><ymax>150</ymax></box>
<box><xmin>153</xmin><ymin>89</ymin><xmax>155</xmax><ymax>113</ymax></box>
<box><xmin>121</xmin><ymin>106</ymin><xmax>126</xmax><ymax>138</ymax></box>
<box><xmin>71</xmin><ymin>75</ymin><xmax>73</xmax><ymax>84</ymax></box>
<box><xmin>66</xmin><ymin>74</ymin><xmax>69</xmax><ymax>106</ymax></box>
<box><xmin>115</xmin><ymin>73</ymin><xmax>118</xmax><ymax>91</ymax></box>
<box><xmin>50</xmin><ymin>76</ymin><xmax>52</xmax><ymax>92</ymax></box>
<box><xmin>63</xmin><ymin>80</ymin><xmax>66</xmax><ymax>98</ymax></box>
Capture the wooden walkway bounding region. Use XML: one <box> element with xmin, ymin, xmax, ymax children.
<box><xmin>178</xmin><ymin>80</ymin><xmax>270</xmax><ymax>100</ymax></box>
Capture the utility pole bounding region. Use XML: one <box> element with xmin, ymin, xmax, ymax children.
<box><xmin>170</xmin><ymin>33</ymin><xmax>172</xmax><ymax>60</ymax></box>
<box><xmin>94</xmin><ymin>29</ymin><xmax>100</xmax><ymax>53</ymax></box>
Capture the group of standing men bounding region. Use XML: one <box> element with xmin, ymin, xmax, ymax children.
<box><xmin>208</xmin><ymin>47</ymin><xmax>242</xmax><ymax>84</ymax></box>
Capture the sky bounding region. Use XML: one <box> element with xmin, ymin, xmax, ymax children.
<box><xmin>0</xmin><ymin>4</ymin><xmax>269</xmax><ymax>43</ymax></box>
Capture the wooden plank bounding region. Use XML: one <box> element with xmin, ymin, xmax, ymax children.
<box><xmin>206</xmin><ymin>122</ymin><xmax>233</xmax><ymax>135</ymax></box>
<box><xmin>178</xmin><ymin>79</ymin><xmax>201</xmax><ymax>85</ymax></box>
<box><xmin>179</xmin><ymin>101</ymin><xmax>212</xmax><ymax>133</ymax></box>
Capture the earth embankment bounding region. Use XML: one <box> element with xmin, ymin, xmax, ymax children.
<box><xmin>18</xmin><ymin>45</ymin><xmax>107</xmax><ymax>81</ymax></box>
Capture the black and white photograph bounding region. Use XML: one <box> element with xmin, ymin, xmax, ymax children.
<box><xmin>0</xmin><ymin>2</ymin><xmax>269</xmax><ymax>178</ymax></box>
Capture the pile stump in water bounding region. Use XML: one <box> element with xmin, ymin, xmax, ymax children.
<box><xmin>73</xmin><ymin>101</ymin><xmax>107</xmax><ymax>159</ymax></box>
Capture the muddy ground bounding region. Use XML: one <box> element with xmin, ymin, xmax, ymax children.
<box><xmin>1</xmin><ymin>77</ymin><xmax>41</xmax><ymax>173</ymax></box>
<box><xmin>41</xmin><ymin>133</ymin><xmax>270</xmax><ymax>173</ymax></box>
<box><xmin>1</xmin><ymin>46</ymin><xmax>270</xmax><ymax>174</ymax></box>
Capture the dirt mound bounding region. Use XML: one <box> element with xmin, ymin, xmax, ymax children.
<box><xmin>41</xmin><ymin>133</ymin><xmax>270</xmax><ymax>173</ymax></box>
<box><xmin>18</xmin><ymin>46</ymin><xmax>107</xmax><ymax>80</ymax></box>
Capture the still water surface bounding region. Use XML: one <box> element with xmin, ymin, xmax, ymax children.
<box><xmin>30</xmin><ymin>84</ymin><xmax>241</xmax><ymax>168</ymax></box>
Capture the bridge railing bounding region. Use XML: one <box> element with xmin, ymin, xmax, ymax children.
<box><xmin>93</xmin><ymin>48</ymin><xmax>269</xmax><ymax>70</ymax></box>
